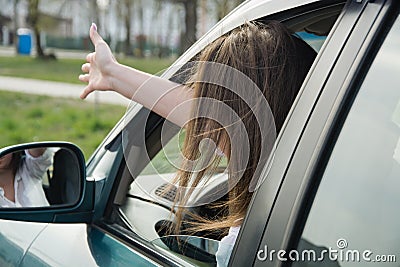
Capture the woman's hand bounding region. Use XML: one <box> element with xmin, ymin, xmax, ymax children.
<box><xmin>79</xmin><ymin>23</ymin><xmax>117</xmax><ymax>99</ymax></box>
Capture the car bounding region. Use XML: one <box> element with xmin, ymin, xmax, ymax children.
<box><xmin>0</xmin><ymin>0</ymin><xmax>399</xmax><ymax>266</ymax></box>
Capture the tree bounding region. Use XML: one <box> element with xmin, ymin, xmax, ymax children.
<box><xmin>182</xmin><ymin>0</ymin><xmax>198</xmax><ymax>52</ymax></box>
<box><xmin>213</xmin><ymin>0</ymin><xmax>245</xmax><ymax>20</ymax></box>
<box><xmin>123</xmin><ymin>0</ymin><xmax>133</xmax><ymax>56</ymax></box>
<box><xmin>90</xmin><ymin>0</ymin><xmax>100</xmax><ymax>25</ymax></box>
<box><xmin>27</xmin><ymin>0</ymin><xmax>45</xmax><ymax>58</ymax></box>
<box><xmin>13</xmin><ymin>0</ymin><xmax>20</xmax><ymax>53</ymax></box>
<box><xmin>172</xmin><ymin>0</ymin><xmax>244</xmax><ymax>54</ymax></box>
<box><xmin>178</xmin><ymin>0</ymin><xmax>197</xmax><ymax>53</ymax></box>
<box><xmin>116</xmin><ymin>0</ymin><xmax>134</xmax><ymax>55</ymax></box>
<box><xmin>135</xmin><ymin>0</ymin><xmax>145</xmax><ymax>57</ymax></box>
<box><xmin>234</xmin><ymin>0</ymin><xmax>245</xmax><ymax>7</ymax></box>
<box><xmin>215</xmin><ymin>0</ymin><xmax>228</xmax><ymax>20</ymax></box>
<box><xmin>159</xmin><ymin>0</ymin><xmax>197</xmax><ymax>54</ymax></box>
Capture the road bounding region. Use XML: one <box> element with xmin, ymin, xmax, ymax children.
<box><xmin>0</xmin><ymin>76</ymin><xmax>130</xmax><ymax>106</ymax></box>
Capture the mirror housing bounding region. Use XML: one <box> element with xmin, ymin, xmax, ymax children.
<box><xmin>0</xmin><ymin>142</ymin><xmax>94</xmax><ymax>223</ymax></box>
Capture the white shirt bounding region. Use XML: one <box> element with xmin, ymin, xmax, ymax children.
<box><xmin>216</xmin><ymin>226</ymin><xmax>241</xmax><ymax>267</ymax></box>
<box><xmin>213</xmin><ymin>149</ymin><xmax>240</xmax><ymax>266</ymax></box>
<box><xmin>0</xmin><ymin>150</ymin><xmax>52</xmax><ymax>207</ymax></box>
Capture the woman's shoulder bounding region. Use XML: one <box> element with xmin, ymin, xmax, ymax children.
<box><xmin>221</xmin><ymin>226</ymin><xmax>241</xmax><ymax>244</ymax></box>
<box><xmin>215</xmin><ymin>226</ymin><xmax>241</xmax><ymax>267</ymax></box>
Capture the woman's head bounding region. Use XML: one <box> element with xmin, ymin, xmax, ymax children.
<box><xmin>0</xmin><ymin>154</ymin><xmax>13</xmax><ymax>171</ymax></box>
<box><xmin>0</xmin><ymin>152</ymin><xmax>23</xmax><ymax>175</ymax></box>
<box><xmin>173</xmin><ymin>21</ymin><xmax>317</xmax><ymax>234</ymax></box>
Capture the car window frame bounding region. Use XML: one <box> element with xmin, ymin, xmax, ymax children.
<box><xmin>245</xmin><ymin>1</ymin><xmax>399</xmax><ymax>267</ymax></box>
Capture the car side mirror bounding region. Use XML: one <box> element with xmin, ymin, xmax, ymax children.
<box><xmin>0</xmin><ymin>142</ymin><xmax>94</xmax><ymax>223</ymax></box>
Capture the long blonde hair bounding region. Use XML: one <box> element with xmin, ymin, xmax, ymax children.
<box><xmin>170</xmin><ymin>21</ymin><xmax>316</xmax><ymax>237</ymax></box>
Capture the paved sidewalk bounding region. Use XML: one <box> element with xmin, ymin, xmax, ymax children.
<box><xmin>0</xmin><ymin>45</ymin><xmax>90</xmax><ymax>59</ymax></box>
<box><xmin>0</xmin><ymin>76</ymin><xmax>130</xmax><ymax>106</ymax></box>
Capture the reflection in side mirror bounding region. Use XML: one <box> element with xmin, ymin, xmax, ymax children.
<box><xmin>0</xmin><ymin>144</ymin><xmax>82</xmax><ymax>208</ymax></box>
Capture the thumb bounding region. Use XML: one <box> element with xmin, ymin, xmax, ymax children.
<box><xmin>80</xmin><ymin>85</ymin><xmax>93</xmax><ymax>100</ymax></box>
<box><xmin>90</xmin><ymin>23</ymin><xmax>104</xmax><ymax>46</ymax></box>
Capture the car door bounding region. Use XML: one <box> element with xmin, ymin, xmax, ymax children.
<box><xmin>234</xmin><ymin>0</ymin><xmax>399</xmax><ymax>266</ymax></box>
<box><xmin>0</xmin><ymin>219</ymin><xmax>47</xmax><ymax>266</ymax></box>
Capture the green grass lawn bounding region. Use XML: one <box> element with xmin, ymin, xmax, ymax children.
<box><xmin>0</xmin><ymin>55</ymin><xmax>174</xmax><ymax>84</ymax></box>
<box><xmin>0</xmin><ymin>90</ymin><xmax>126</xmax><ymax>159</ymax></box>
<box><xmin>0</xmin><ymin>55</ymin><xmax>174</xmax><ymax>160</ymax></box>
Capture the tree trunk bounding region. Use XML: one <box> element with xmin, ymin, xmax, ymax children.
<box><xmin>34</xmin><ymin>27</ymin><xmax>44</xmax><ymax>57</ymax></box>
<box><xmin>90</xmin><ymin>0</ymin><xmax>100</xmax><ymax>25</ymax></box>
<box><xmin>181</xmin><ymin>0</ymin><xmax>197</xmax><ymax>53</ymax></box>
<box><xmin>137</xmin><ymin>0</ymin><xmax>145</xmax><ymax>57</ymax></box>
<box><xmin>124</xmin><ymin>0</ymin><xmax>133</xmax><ymax>56</ymax></box>
<box><xmin>217</xmin><ymin>0</ymin><xmax>229</xmax><ymax>20</ymax></box>
<box><xmin>214</xmin><ymin>0</ymin><xmax>244</xmax><ymax>21</ymax></box>
<box><xmin>13</xmin><ymin>0</ymin><xmax>19</xmax><ymax>53</ymax></box>
<box><xmin>27</xmin><ymin>0</ymin><xmax>44</xmax><ymax>58</ymax></box>
<box><xmin>235</xmin><ymin>0</ymin><xmax>245</xmax><ymax>6</ymax></box>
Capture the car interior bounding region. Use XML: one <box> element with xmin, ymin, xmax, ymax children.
<box><xmin>104</xmin><ymin>1</ymin><xmax>347</xmax><ymax>265</ymax></box>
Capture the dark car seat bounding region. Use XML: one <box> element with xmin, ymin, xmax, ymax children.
<box><xmin>47</xmin><ymin>148</ymin><xmax>81</xmax><ymax>205</ymax></box>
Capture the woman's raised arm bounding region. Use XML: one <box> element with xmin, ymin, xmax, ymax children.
<box><xmin>79</xmin><ymin>23</ymin><xmax>192</xmax><ymax>127</ymax></box>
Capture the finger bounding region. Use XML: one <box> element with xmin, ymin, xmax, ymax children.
<box><xmin>90</xmin><ymin>23</ymin><xmax>104</xmax><ymax>46</ymax></box>
<box><xmin>79</xmin><ymin>74</ymin><xmax>90</xmax><ymax>83</ymax></box>
<box><xmin>80</xmin><ymin>85</ymin><xmax>93</xmax><ymax>99</ymax></box>
<box><xmin>86</xmin><ymin>52</ymin><xmax>95</xmax><ymax>63</ymax></box>
<box><xmin>81</xmin><ymin>63</ymin><xmax>91</xmax><ymax>73</ymax></box>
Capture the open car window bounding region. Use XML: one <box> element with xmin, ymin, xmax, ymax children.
<box><xmin>112</xmin><ymin>3</ymin><xmax>345</xmax><ymax>266</ymax></box>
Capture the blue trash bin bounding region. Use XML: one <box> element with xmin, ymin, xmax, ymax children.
<box><xmin>17</xmin><ymin>28</ymin><xmax>32</xmax><ymax>55</ymax></box>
